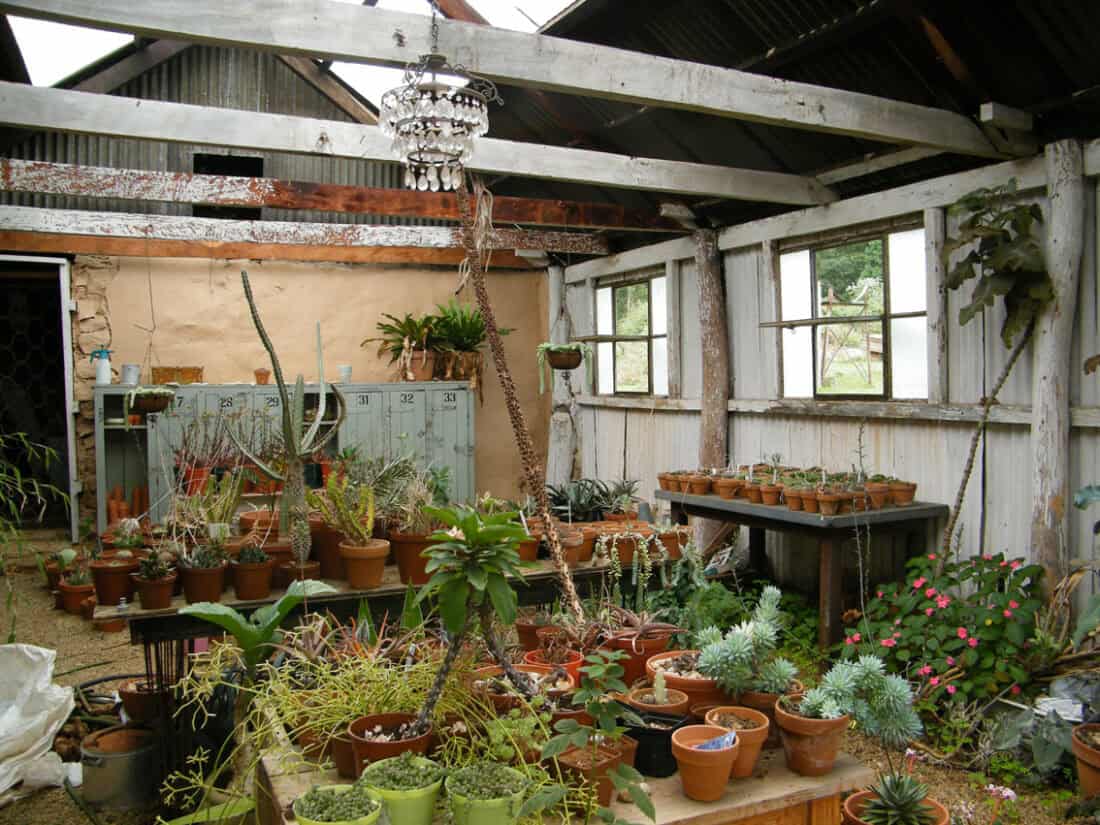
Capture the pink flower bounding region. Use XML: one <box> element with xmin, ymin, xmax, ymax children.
<box><xmin>1000</xmin><ymin>560</ymin><xmax>1008</xmax><ymax>567</ymax></box>
<box><xmin>927</xmin><ymin>553</ymin><xmax>937</xmax><ymax>560</ymax></box>
<box><xmin>946</xmin><ymin>656</ymin><xmax>955</xmax><ymax>666</ymax></box>
<box><xmin>983</xmin><ymin>554</ymin><xmax>992</xmax><ymax>561</ymax></box>
<box><xmin>912</xmin><ymin>577</ymin><xmax>927</xmax><ymax>589</ymax></box>
<box><xmin>918</xmin><ymin>665</ymin><xmax>932</xmax><ymax>676</ymax></box>
<box><xmin>930</xmin><ymin>676</ymin><xmax>940</xmax><ymax>686</ymax></box>
<box><xmin>1003</xmin><ymin>609</ymin><xmax>1013</xmax><ymax>618</ymax></box>
<box><xmin>1009</xmin><ymin>600</ymin><xmax>1019</xmax><ymax>609</ymax></box>
<box><xmin>894</xmin><ymin>619</ymin><xmax>902</xmax><ymax>626</ymax></box>
<box><xmin>957</xmin><ymin>627</ymin><xmax>968</xmax><ymax>639</ymax></box>
<box><xmin>844</xmin><ymin>636</ymin><xmax>854</xmax><ymax>645</ymax></box>
<box><xmin>876</xmin><ymin>591</ymin><xmax>883</xmax><ymax>598</ymax></box>
<box><xmin>924</xmin><ymin>587</ymin><xmax>937</xmax><ymax>598</ymax></box>
<box><xmin>946</xmin><ymin>685</ymin><xmax>957</xmax><ymax>695</ymax></box>
<box><xmin>968</xmin><ymin>637</ymin><xmax>978</xmax><ymax>648</ymax></box>
<box><xmin>1010</xmin><ymin>685</ymin><xmax>1021</xmax><ymax>695</ymax></box>
<box><xmin>1010</xmin><ymin>560</ymin><xmax>1021</xmax><ymax>570</ymax></box>
<box><xmin>893</xmin><ymin>631</ymin><xmax>902</xmax><ymax>638</ymax></box>
<box><xmin>881</xmin><ymin>638</ymin><xmax>896</xmax><ymax>648</ymax></box>
<box><xmin>852</xmin><ymin>632</ymin><xmax>861</xmax><ymax>642</ymax></box>
<box><xmin>936</xmin><ymin>595</ymin><xmax>951</xmax><ymax>609</ymax></box>
<box><xmin>925</xmin><ymin>607</ymin><xmax>934</xmax><ymax>616</ymax></box>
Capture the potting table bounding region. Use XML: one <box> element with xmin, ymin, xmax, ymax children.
<box><xmin>256</xmin><ymin>745</ymin><xmax>874</xmax><ymax>825</ymax></box>
<box><xmin>655</xmin><ymin>489</ymin><xmax>948</xmax><ymax>648</ymax></box>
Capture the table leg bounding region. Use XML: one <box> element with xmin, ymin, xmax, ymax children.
<box><xmin>808</xmin><ymin>794</ymin><xmax>842</xmax><ymax>825</ymax></box>
<box><xmin>818</xmin><ymin>537</ymin><xmax>843</xmax><ymax>649</ymax></box>
<box><xmin>749</xmin><ymin>526</ymin><xmax>767</xmax><ymax>576</ymax></box>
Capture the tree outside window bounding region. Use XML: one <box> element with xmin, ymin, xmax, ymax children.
<box><xmin>595</xmin><ymin>274</ymin><xmax>668</xmax><ymax>396</ymax></box>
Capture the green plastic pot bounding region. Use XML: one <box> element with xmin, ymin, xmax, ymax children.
<box><xmin>446</xmin><ymin>767</ymin><xmax>527</xmax><ymax>825</ymax></box>
<box><xmin>357</xmin><ymin>756</ymin><xmax>443</xmax><ymax>825</ymax></box>
<box><xmin>292</xmin><ymin>785</ymin><xmax>382</xmax><ymax>825</ymax></box>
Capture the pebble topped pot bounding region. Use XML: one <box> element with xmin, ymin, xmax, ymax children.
<box><xmin>347</xmin><ymin>712</ymin><xmax>432</xmax><ymax>767</ymax></box>
<box><xmin>737</xmin><ymin>680</ymin><xmax>803</xmax><ymax>750</ymax></box>
<box><xmin>645</xmin><ymin>650</ymin><xmax>727</xmax><ymax>706</ymax></box>
<box><xmin>607</xmin><ymin>631</ymin><xmax>672</xmax><ymax>687</ymax></box>
<box><xmin>671</xmin><ymin>724</ymin><xmax>739</xmax><ymax>802</ymax></box>
<box><xmin>704</xmin><ymin>706</ymin><xmax>770</xmax><ymax>778</ymax></box>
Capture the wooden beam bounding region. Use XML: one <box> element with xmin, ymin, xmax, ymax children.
<box><xmin>1031</xmin><ymin>139</ymin><xmax>1085</xmax><ymax>593</ymax></box>
<box><xmin>979</xmin><ymin>102</ymin><xmax>1034</xmax><ymax>133</ymax></box>
<box><xmin>813</xmin><ymin>146</ymin><xmax>942</xmax><ymax>186</ymax></box>
<box><xmin>923</xmin><ymin>207</ymin><xmax>949</xmax><ymax>404</ymax></box>
<box><xmin>0</xmin><ymin>82</ymin><xmax>835</xmax><ymax>205</ymax></box>
<box><xmin>0</xmin><ymin>158</ymin><xmax>682</xmax><ymax>233</ymax></box>
<box><xmin>546</xmin><ymin>263</ymin><xmax>576</xmax><ymax>488</ymax></box>
<box><xmin>0</xmin><ymin>0</ymin><xmax>1006</xmax><ymax>157</ymax></box>
<box><xmin>0</xmin><ymin>205</ymin><xmax>608</xmax><ymax>255</ymax></box>
<box><xmin>277</xmin><ymin>56</ymin><xmax>377</xmax><ymax>125</ymax></box>
<box><xmin>565</xmin><ymin>235</ymin><xmax>696</xmax><ymax>283</ymax></box>
<box><xmin>0</xmin><ymin>230</ymin><xmax>532</xmax><ymax>267</ymax></box>
<box><xmin>69</xmin><ymin>38</ymin><xmax>188</xmax><ymax>93</ymax></box>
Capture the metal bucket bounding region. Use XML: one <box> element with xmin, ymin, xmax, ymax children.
<box><xmin>80</xmin><ymin>724</ymin><xmax>161</xmax><ymax>810</ymax></box>
<box><xmin>120</xmin><ymin>364</ymin><xmax>141</xmax><ymax>385</ymax></box>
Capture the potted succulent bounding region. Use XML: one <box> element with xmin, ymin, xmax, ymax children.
<box><xmin>671</xmin><ymin>724</ymin><xmax>740</xmax><ymax>801</ymax></box>
<box><xmin>131</xmin><ymin>554</ymin><xmax>176</xmax><ymax>610</ymax></box>
<box><xmin>445</xmin><ymin>762</ymin><xmax>529</xmax><ymax>825</ymax></box>
<box><xmin>178</xmin><ymin>544</ymin><xmax>227</xmax><ymax>604</ymax></box>
<box><xmin>308</xmin><ymin>476</ymin><xmax>388</xmax><ymax>589</ymax></box>
<box><xmin>704</xmin><ymin>706</ymin><xmax>770</xmax><ymax>778</ymax></box>
<box><xmin>864</xmin><ymin>474</ymin><xmax>891</xmax><ymax>510</ymax></box>
<box><xmin>363</xmin><ymin>312</ymin><xmax>437</xmax><ymax>382</ymax></box>
<box><xmin>1073</xmin><ymin>724</ymin><xmax>1100</xmax><ymax>799</ymax></box>
<box><xmin>645</xmin><ymin>649</ymin><xmax>726</xmax><ymax>707</ymax></box>
<box><xmin>536</xmin><ymin>342</ymin><xmax>592</xmax><ymax>394</ymax></box>
<box><xmin>387</xmin><ymin>471</ymin><xmax>448</xmax><ymax>585</ymax></box>
<box><xmin>889</xmin><ymin>478</ymin><xmax>918</xmax><ymax>506</ymax></box>
<box><xmin>626</xmin><ymin>671</ymin><xmax>690</xmax><ymax>717</ymax></box>
<box><xmin>232</xmin><ymin>544</ymin><xmax>273</xmax><ymax>601</ymax></box>
<box><xmin>514</xmin><ymin>607</ymin><xmax>554</xmax><ymax>651</ymax></box>
<box><xmin>347</xmin><ymin>712</ymin><xmax>433</xmax><ymax>766</ymax></box>
<box><xmin>59</xmin><ymin>565</ymin><xmax>94</xmax><ymax>615</ymax></box>
<box><xmin>118</xmin><ymin>678</ymin><xmax>169</xmax><ymax>723</ymax></box>
<box><xmin>293</xmin><ymin>784</ymin><xmax>381</xmax><ymax>825</ymax></box>
<box><xmin>357</xmin><ymin>752</ymin><xmax>445</xmax><ymax>825</ymax></box>
<box><xmin>523</xmin><ymin>630</ymin><xmax>584</xmax><ymax>685</ymax></box>
<box><xmin>90</xmin><ymin>549</ymin><xmax>140</xmax><ymax>608</ymax></box>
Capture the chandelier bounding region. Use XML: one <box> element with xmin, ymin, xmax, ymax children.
<box><xmin>379</xmin><ymin>1</ymin><xmax>501</xmax><ymax>192</ymax></box>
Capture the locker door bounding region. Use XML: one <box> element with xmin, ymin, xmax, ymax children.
<box><xmin>339</xmin><ymin>387</ymin><xmax>386</xmax><ymax>461</ymax></box>
<box><xmin>203</xmin><ymin>386</ymin><xmax>252</xmax><ymax>417</ymax></box>
<box><xmin>387</xmin><ymin>388</ymin><xmax>426</xmax><ymax>463</ymax></box>
<box><xmin>146</xmin><ymin>386</ymin><xmax>200</xmax><ymax>522</ymax></box>
<box><xmin>427</xmin><ymin>387</ymin><xmax>472</xmax><ymax>503</ymax></box>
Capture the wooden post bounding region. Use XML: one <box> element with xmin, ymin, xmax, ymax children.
<box><xmin>694</xmin><ymin>229</ymin><xmax>731</xmax><ymax>550</ymax></box>
<box><xmin>546</xmin><ymin>264</ymin><xmax>576</xmax><ymax>487</ymax></box>
<box><xmin>923</xmin><ymin>207</ymin><xmax>949</xmax><ymax>404</ymax></box>
<box><xmin>1031</xmin><ymin>139</ymin><xmax>1085</xmax><ymax>594</ymax></box>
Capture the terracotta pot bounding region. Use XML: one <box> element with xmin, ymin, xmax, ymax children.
<box><xmin>606</xmin><ymin>632</ymin><xmax>672</xmax><ymax>687</ymax></box>
<box><xmin>472</xmin><ymin>664</ymin><xmax>574</xmax><ymax>713</ymax></box>
<box><xmin>603</xmin><ymin>526</ymin><xmax>654</xmax><ymax>567</ymax></box>
<box><xmin>118</xmin><ymin>679</ymin><xmax>169</xmax><ymax>723</ymax></box>
<box><xmin>605</xmin><ymin>511</ymin><xmax>639</xmax><ymax>522</ymax></box>
<box><xmin>59</xmin><ymin>580</ymin><xmax>94</xmax><ymax>615</ymax></box>
<box><xmin>44</xmin><ymin>561</ymin><xmax>61</xmax><ymax>590</ymax></box>
<box><xmin>816</xmin><ymin>492</ymin><xmax>842</xmax><ymax>516</ymax></box>
<box><xmin>547</xmin><ymin>349</ymin><xmax>583</xmax><ymax>370</ymax></box>
<box><xmin>865</xmin><ymin>482</ymin><xmax>890</xmax><ymax>510</ymax></box>
<box><xmin>264</xmin><ymin>541</ymin><xmax>294</xmax><ymax>588</ymax></box>
<box><xmin>645</xmin><ymin>650</ymin><xmax>727</xmax><ymax>706</ymax></box>
<box><xmin>576</xmin><ymin>527</ymin><xmax>597</xmax><ymax>562</ymax></box>
<box><xmin>132</xmin><ymin>573</ymin><xmax>177</xmax><ymax>610</ymax></box>
<box><xmin>657</xmin><ymin>473</ymin><xmax>673</xmax><ymax>492</ymax></box>
<box><xmin>185</xmin><ymin>466</ymin><xmax>211</xmax><ymax>496</ymax></box>
<box><xmin>687</xmin><ymin>476</ymin><xmax>713</xmax><ymax>495</ymax></box>
<box><xmin>559</xmin><ymin>532</ymin><xmax>583</xmax><ymax>567</ymax></box>
<box><xmin>254</xmin><ymin>367</ymin><xmax>271</xmax><ymax>385</ymax></box>
<box><xmin>677</xmin><ymin>478</ymin><xmax>692</xmax><ymax>493</ymax></box>
<box><xmin>517</xmin><ymin>535</ymin><xmax>539</xmax><ymax>562</ymax></box>
<box><xmin>657</xmin><ymin>530</ymin><xmax>686</xmax><ymax>560</ymax></box>
<box><xmin>785</xmin><ymin>490</ymin><xmax>804</xmax><ymax>511</ymax></box>
<box><xmin>704</xmin><ymin>706</ymin><xmax>770</xmax><ymax>778</ymax></box>
<box><xmin>524</xmin><ymin>648</ymin><xmax>584</xmax><ymax>685</ymax></box>
<box><xmin>239</xmin><ymin>509</ymin><xmax>279</xmax><ymax>538</ymax></box>
<box><xmin>550</xmin><ymin>695</ymin><xmax>593</xmax><ymax>729</ymax></box>
<box><xmin>559</xmin><ymin>745</ymin><xmax>620</xmax><ymax>807</ymax></box>
<box><xmin>1073</xmin><ymin>724</ymin><xmax>1100</xmax><ymax>799</ymax></box>
<box><xmin>313</xmin><ymin>524</ymin><xmax>346</xmax><ymax>579</ymax></box>
<box><xmin>690</xmin><ymin>703</ymin><xmax>723</xmax><ymax>723</ymax></box>
<box><xmin>802</xmin><ymin>493</ymin><xmax>820</xmax><ymax>514</ymax></box>
<box><xmin>758</xmin><ymin>484</ymin><xmax>782</xmax><ymax>506</ymax></box>
<box><xmin>515</xmin><ymin>619</ymin><xmax>550</xmax><ymax>652</ymax></box>
<box><xmin>90</xmin><ymin>557</ymin><xmax>140</xmax><ymax>607</ymax></box>
<box><xmin>743</xmin><ymin>483</ymin><xmax>763</xmax><ymax>504</ymax></box>
<box><xmin>626</xmin><ymin>686</ymin><xmax>690</xmax><ymax>718</ymax></box>
<box><xmin>671</xmin><ymin>724</ymin><xmax>739</xmax><ymax>802</ymax></box>
<box><xmin>389</xmin><ymin>531</ymin><xmax>435</xmax><ymax>585</ymax></box>
<box><xmin>774</xmin><ymin>697</ymin><xmax>849</xmax><ymax>777</ymax></box>
<box><xmin>232</xmin><ymin>560</ymin><xmax>273</xmax><ymax>600</ymax></box>
<box><xmin>889</xmin><ymin>481</ymin><xmax>918</xmax><ymax>506</ymax></box>
<box><xmin>180</xmin><ymin>564</ymin><xmax>226</xmax><ymax>604</ymax></box>
<box><xmin>615</xmin><ymin>734</ymin><xmax>638</xmax><ymax>768</ymax></box>
<box><xmin>340</xmin><ymin>539</ymin><xmax>390</xmax><ymax>589</ymax></box>
<box><xmin>347</xmin><ymin>713</ymin><xmax>432</xmax><ymax>767</ymax></box>
<box><xmin>281</xmin><ymin>560</ymin><xmax>321</xmax><ymax>583</ymax></box>
<box><xmin>330</xmin><ymin>733</ymin><xmax>359</xmax><ymax>779</ymax></box>
<box><xmin>738</xmin><ymin>681</ymin><xmax>802</xmax><ymax>750</ymax></box>
<box><xmin>843</xmin><ymin>790</ymin><xmax>949</xmax><ymax>825</ymax></box>
<box><xmin>81</xmin><ymin>595</ymin><xmax>97</xmax><ymax>621</ymax></box>
<box><xmin>713</xmin><ymin>478</ymin><xmax>741</xmax><ymax>500</ymax></box>
<box><xmin>404</xmin><ymin>350</ymin><xmax>436</xmax><ymax>382</ymax></box>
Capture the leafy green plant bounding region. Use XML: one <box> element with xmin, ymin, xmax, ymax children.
<box><xmin>137</xmin><ymin>554</ymin><xmax>172</xmax><ymax>581</ymax></box>
<box><xmin>307</xmin><ymin>475</ymin><xmax>375</xmax><ymax>545</ymax></box>
<box><xmin>433</xmin><ymin>301</ymin><xmax>510</xmax><ymax>352</ymax></box>
<box><xmin>294</xmin><ymin>784</ymin><xmax>379</xmax><ymax>823</ymax></box>
<box><xmin>484</xmin><ymin>702</ymin><xmax>552</xmax><ymax>762</ymax></box>
<box><xmin>358</xmin><ymin>751</ymin><xmax>444</xmax><ymax>790</ymax></box>
<box><xmin>237</xmin><ymin>545</ymin><xmax>269</xmax><ymax>565</ymax></box>
<box><xmin>363</xmin><ymin>312</ymin><xmax>438</xmax><ymax>382</ymax></box>
<box><xmin>64</xmin><ymin>567</ymin><xmax>91</xmax><ymax>586</ymax></box>
<box><xmin>179</xmin><ymin>579</ymin><xmax>336</xmax><ymax>678</ymax></box>
<box><xmin>536</xmin><ymin>342</ymin><xmax>592</xmax><ymax>394</ymax></box>
<box><xmin>447</xmin><ymin>762</ymin><xmax>528</xmax><ymax>799</ymax></box>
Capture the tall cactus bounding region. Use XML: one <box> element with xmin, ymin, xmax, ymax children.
<box><xmin>233</xmin><ymin>271</ymin><xmax>347</xmax><ymax>564</ymax></box>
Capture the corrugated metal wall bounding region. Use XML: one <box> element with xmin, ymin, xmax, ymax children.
<box><xmin>568</xmin><ymin>175</ymin><xmax>1100</xmax><ymax>608</ymax></box>
<box><xmin>0</xmin><ymin>45</ymin><xmax>440</xmax><ymax>226</ymax></box>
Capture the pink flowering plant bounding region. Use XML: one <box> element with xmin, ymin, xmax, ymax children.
<box><xmin>842</xmin><ymin>552</ymin><xmax>1042</xmax><ymax>710</ymax></box>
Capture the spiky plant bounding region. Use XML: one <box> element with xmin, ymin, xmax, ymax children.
<box><xmin>652</xmin><ymin>670</ymin><xmax>668</xmax><ymax>704</ymax></box>
<box><xmin>861</xmin><ymin>774</ymin><xmax>938</xmax><ymax>825</ymax></box>
<box><xmin>306</xmin><ymin>475</ymin><xmax>375</xmax><ymax>545</ymax></box>
<box><xmin>231</xmin><ymin>271</ymin><xmax>346</xmax><ymax>566</ymax></box>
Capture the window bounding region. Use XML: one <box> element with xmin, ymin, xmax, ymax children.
<box><xmin>594</xmin><ymin>274</ymin><xmax>668</xmax><ymax>395</ymax></box>
<box><xmin>777</xmin><ymin>227</ymin><xmax>928</xmax><ymax>400</ymax></box>
<box><xmin>192</xmin><ymin>153</ymin><xmax>264</xmax><ymax>220</ymax></box>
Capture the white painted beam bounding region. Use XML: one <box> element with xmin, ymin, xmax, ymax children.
<box><xmin>0</xmin><ymin>204</ymin><xmax>608</xmax><ymax>254</ymax></box>
<box><xmin>979</xmin><ymin>102</ymin><xmax>1033</xmax><ymax>133</ymax></box>
<box><xmin>0</xmin><ymin>0</ymin><xmax>1005</xmax><ymax>157</ymax></box>
<box><xmin>0</xmin><ymin>82</ymin><xmax>834</xmax><ymax>205</ymax></box>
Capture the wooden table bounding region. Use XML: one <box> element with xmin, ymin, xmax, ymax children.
<box><xmin>257</xmin><ymin>745</ymin><xmax>873</xmax><ymax>825</ymax></box>
<box><xmin>656</xmin><ymin>490</ymin><xmax>948</xmax><ymax>648</ymax></box>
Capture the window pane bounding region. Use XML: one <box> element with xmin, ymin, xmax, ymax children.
<box><xmin>816</xmin><ymin>320</ymin><xmax>884</xmax><ymax>395</ymax></box>
<box><xmin>614</xmin><ymin>282</ymin><xmax>649</xmax><ymax>335</ymax></box>
<box><xmin>890</xmin><ymin>316</ymin><xmax>928</xmax><ymax>399</ymax></box>
<box><xmin>596</xmin><ymin>286</ymin><xmax>613</xmax><ymax>335</ymax></box>
<box><xmin>780</xmin><ymin>250</ymin><xmax>812</xmax><ymax>321</ymax></box>
<box><xmin>888</xmin><ymin>228</ymin><xmax>927</xmax><ymax>313</ymax></box>
<box><xmin>651</xmin><ymin>276</ymin><xmax>667</xmax><ymax>336</ymax></box>
<box><xmin>652</xmin><ymin>337</ymin><xmax>668</xmax><ymax>396</ymax></box>
<box><xmin>815</xmin><ymin>239</ymin><xmax>884</xmax><ymax>319</ymax></box>
<box><xmin>597</xmin><ymin>342</ymin><xmax>613</xmax><ymax>394</ymax></box>
<box><xmin>614</xmin><ymin>341</ymin><xmax>649</xmax><ymax>392</ymax></box>
<box><xmin>782</xmin><ymin>327</ymin><xmax>813</xmax><ymax>398</ymax></box>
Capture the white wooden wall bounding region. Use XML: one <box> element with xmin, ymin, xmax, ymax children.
<box><xmin>564</xmin><ymin>149</ymin><xmax>1100</xmax><ymax>606</ymax></box>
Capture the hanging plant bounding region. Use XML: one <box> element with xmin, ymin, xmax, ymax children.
<box><xmin>536</xmin><ymin>342</ymin><xmax>592</xmax><ymax>394</ymax></box>
<box><xmin>362</xmin><ymin>312</ymin><xmax>437</xmax><ymax>380</ymax></box>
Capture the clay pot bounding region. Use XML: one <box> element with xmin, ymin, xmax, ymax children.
<box><xmin>802</xmin><ymin>492</ymin><xmax>820</xmax><ymax>514</ymax></box>
<box><xmin>816</xmin><ymin>492</ymin><xmax>842</xmax><ymax>516</ymax></box>
<box><xmin>559</xmin><ymin>531</ymin><xmax>583</xmax><ymax>567</ymax></box>
<box><xmin>389</xmin><ymin>531</ymin><xmax>435</xmax><ymax>585</ymax></box>
<box><xmin>687</xmin><ymin>475</ymin><xmax>712</xmax><ymax>495</ymax></box>
<box><xmin>576</xmin><ymin>527</ymin><xmax>597</xmax><ymax>562</ymax></box>
<box><xmin>704</xmin><ymin>706</ymin><xmax>770</xmax><ymax>778</ymax></box>
<box><xmin>550</xmin><ymin>695</ymin><xmax>593</xmax><ymax>729</ymax></box>
<box><xmin>713</xmin><ymin>478</ymin><xmax>742</xmax><ymax>500</ymax></box>
<box><xmin>774</xmin><ymin>697</ymin><xmax>849</xmax><ymax>777</ymax></box>
<box><xmin>1073</xmin><ymin>724</ymin><xmax>1100</xmax><ymax>799</ymax></box>
<box><xmin>81</xmin><ymin>595</ymin><xmax>97</xmax><ymax>621</ymax></box>
<box><xmin>239</xmin><ymin>508</ymin><xmax>279</xmax><ymax>537</ymax></box>
<box><xmin>559</xmin><ymin>745</ymin><xmax>620</xmax><ymax>806</ymax></box>
<box><xmin>59</xmin><ymin>580</ymin><xmax>94</xmax><ymax>615</ymax></box>
<box><xmin>330</xmin><ymin>733</ymin><xmax>359</xmax><ymax>779</ymax></box>
<box><xmin>44</xmin><ymin>561</ymin><xmax>61</xmax><ymax>590</ymax></box>
<box><xmin>603</xmin><ymin>525</ymin><xmax>654</xmax><ymax>567</ymax></box>
<box><xmin>313</xmin><ymin>524</ymin><xmax>346</xmax><ymax>580</ymax></box>
<box><xmin>90</xmin><ymin>557</ymin><xmax>140</xmax><ymax>607</ymax></box>
<box><xmin>132</xmin><ymin>573</ymin><xmax>177</xmax><ymax>610</ymax></box>
<box><xmin>605</xmin><ymin>511</ymin><xmax>639</xmax><ymax>522</ymax></box>
<box><xmin>743</xmin><ymin>483</ymin><xmax>763</xmax><ymax>504</ymax></box>
<box><xmin>281</xmin><ymin>560</ymin><xmax>322</xmax><ymax>583</ymax></box>
<box><xmin>626</xmin><ymin>686</ymin><xmax>690</xmax><ymax>718</ymax></box>
<box><xmin>758</xmin><ymin>484</ymin><xmax>782</xmax><ymax>506</ymax></box>
<box><xmin>864</xmin><ymin>482</ymin><xmax>890</xmax><ymax>510</ymax></box>
<box><xmin>517</xmin><ymin>534</ymin><xmax>540</xmax><ymax>562</ymax></box>
<box><xmin>738</xmin><ymin>680</ymin><xmax>802</xmax><ymax>750</ymax></box>
<box><xmin>785</xmin><ymin>490</ymin><xmax>804</xmax><ymax>511</ymax></box>
<box><xmin>347</xmin><ymin>713</ymin><xmax>432</xmax><ymax>767</ymax></box>
<box><xmin>615</xmin><ymin>734</ymin><xmax>638</xmax><ymax>768</ymax></box>
<box><xmin>657</xmin><ymin>530</ymin><xmax>686</xmax><ymax>560</ymax></box>
<box><xmin>524</xmin><ymin>648</ymin><xmax>584</xmax><ymax>686</ymax></box>
<box><xmin>118</xmin><ymin>679</ymin><xmax>169</xmax><ymax>723</ymax></box>
<box><xmin>515</xmin><ymin>619</ymin><xmax>550</xmax><ymax>652</ymax></box>
<box><xmin>547</xmin><ymin>349</ymin><xmax>583</xmax><ymax>370</ymax></box>
<box><xmin>889</xmin><ymin>481</ymin><xmax>918</xmax><ymax>506</ymax></box>
<box><xmin>671</xmin><ymin>724</ymin><xmax>739</xmax><ymax>802</ymax></box>
<box><xmin>180</xmin><ymin>563</ymin><xmax>226</xmax><ymax>604</ymax></box>
<box><xmin>404</xmin><ymin>350</ymin><xmax>436</xmax><ymax>382</ymax></box>
<box><xmin>264</xmin><ymin>541</ymin><xmax>294</xmax><ymax>588</ymax></box>
<box><xmin>657</xmin><ymin>473</ymin><xmax>673</xmax><ymax>492</ymax></box>
<box><xmin>472</xmin><ymin>664</ymin><xmax>574</xmax><ymax>714</ymax></box>
<box><xmin>606</xmin><ymin>632</ymin><xmax>672</xmax><ymax>687</ymax></box>
<box><xmin>254</xmin><ymin>367</ymin><xmax>271</xmax><ymax>385</ymax></box>
<box><xmin>184</xmin><ymin>466</ymin><xmax>211</xmax><ymax>496</ymax></box>
<box><xmin>340</xmin><ymin>539</ymin><xmax>390</xmax><ymax>589</ymax></box>
<box><xmin>843</xmin><ymin>790</ymin><xmax>949</xmax><ymax>825</ymax></box>
<box><xmin>645</xmin><ymin>650</ymin><xmax>727</xmax><ymax>706</ymax></box>
<box><xmin>690</xmin><ymin>703</ymin><xmax>723</xmax><ymax>723</ymax></box>
<box><xmin>232</xmin><ymin>560</ymin><xmax>273</xmax><ymax>601</ymax></box>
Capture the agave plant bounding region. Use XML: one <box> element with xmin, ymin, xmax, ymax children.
<box><xmin>860</xmin><ymin>774</ymin><xmax>937</xmax><ymax>825</ymax></box>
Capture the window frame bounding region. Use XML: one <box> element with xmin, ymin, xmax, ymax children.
<box><xmin>776</xmin><ymin>227</ymin><xmax>928</xmax><ymax>401</ymax></box>
<box><xmin>591</xmin><ymin>272</ymin><xmax>669</xmax><ymax>397</ymax></box>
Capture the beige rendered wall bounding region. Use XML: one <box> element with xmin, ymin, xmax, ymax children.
<box><xmin>89</xmin><ymin>256</ymin><xmax>548</xmax><ymax>499</ymax></box>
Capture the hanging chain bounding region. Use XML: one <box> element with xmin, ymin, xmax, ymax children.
<box><xmin>429</xmin><ymin>0</ymin><xmax>440</xmax><ymax>53</ymax></box>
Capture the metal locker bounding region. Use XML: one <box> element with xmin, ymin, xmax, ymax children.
<box><xmin>145</xmin><ymin>386</ymin><xmax>201</xmax><ymax>524</ymax></box>
<box><xmin>338</xmin><ymin>386</ymin><xmax>385</xmax><ymax>461</ymax></box>
<box><xmin>387</xmin><ymin>387</ymin><xmax>427</xmax><ymax>463</ymax></box>
<box><xmin>427</xmin><ymin>386</ymin><xmax>474</xmax><ymax>503</ymax></box>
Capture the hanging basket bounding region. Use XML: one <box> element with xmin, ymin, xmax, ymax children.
<box><xmin>131</xmin><ymin>394</ymin><xmax>173</xmax><ymax>413</ymax></box>
<box><xmin>547</xmin><ymin>349</ymin><xmax>583</xmax><ymax>370</ymax></box>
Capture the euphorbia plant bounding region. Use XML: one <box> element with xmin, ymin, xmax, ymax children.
<box><xmin>306</xmin><ymin>475</ymin><xmax>375</xmax><ymax>545</ymax></box>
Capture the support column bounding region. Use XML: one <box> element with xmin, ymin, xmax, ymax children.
<box><xmin>694</xmin><ymin>229</ymin><xmax>731</xmax><ymax>553</ymax></box>
<box><xmin>546</xmin><ymin>264</ymin><xmax>576</xmax><ymax>487</ymax></box>
<box><xmin>1031</xmin><ymin>139</ymin><xmax>1085</xmax><ymax>594</ymax></box>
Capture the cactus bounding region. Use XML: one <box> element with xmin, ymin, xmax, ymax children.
<box><xmin>230</xmin><ymin>271</ymin><xmax>347</xmax><ymax>565</ymax></box>
<box><xmin>306</xmin><ymin>474</ymin><xmax>375</xmax><ymax>546</ymax></box>
<box><xmin>652</xmin><ymin>670</ymin><xmax>667</xmax><ymax>705</ymax></box>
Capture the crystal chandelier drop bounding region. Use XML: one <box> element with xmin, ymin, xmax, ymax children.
<box><xmin>379</xmin><ymin>1</ymin><xmax>501</xmax><ymax>192</ymax></box>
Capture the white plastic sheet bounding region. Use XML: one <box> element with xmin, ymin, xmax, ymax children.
<box><xmin>0</xmin><ymin>644</ymin><xmax>77</xmax><ymax>806</ymax></box>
